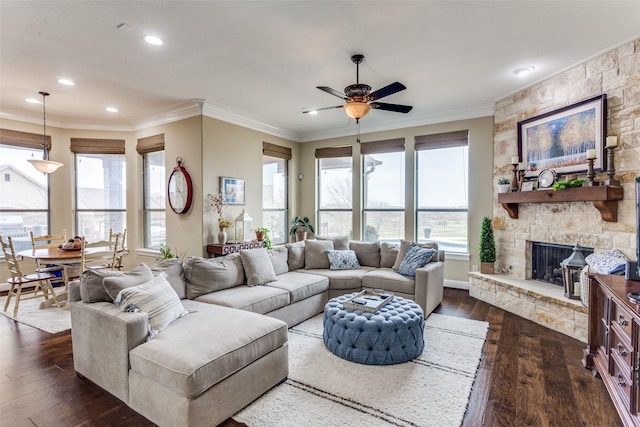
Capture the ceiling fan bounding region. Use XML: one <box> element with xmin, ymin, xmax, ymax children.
<box><xmin>303</xmin><ymin>54</ymin><xmax>413</xmax><ymax>122</ymax></box>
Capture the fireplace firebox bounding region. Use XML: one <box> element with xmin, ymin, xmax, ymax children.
<box><xmin>531</xmin><ymin>242</ymin><xmax>593</xmax><ymax>286</ymax></box>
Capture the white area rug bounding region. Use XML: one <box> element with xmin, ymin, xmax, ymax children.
<box><xmin>235</xmin><ymin>313</ymin><xmax>489</xmax><ymax>427</ymax></box>
<box><xmin>0</xmin><ymin>294</ymin><xmax>70</xmax><ymax>334</ymax></box>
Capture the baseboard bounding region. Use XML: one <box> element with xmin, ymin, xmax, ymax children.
<box><xmin>444</xmin><ymin>279</ymin><xmax>469</xmax><ymax>290</ymax></box>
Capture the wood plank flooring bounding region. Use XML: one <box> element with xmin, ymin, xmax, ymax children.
<box><xmin>0</xmin><ymin>289</ymin><xmax>622</xmax><ymax>426</ymax></box>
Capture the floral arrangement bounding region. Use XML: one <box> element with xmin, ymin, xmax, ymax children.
<box><xmin>207</xmin><ymin>192</ymin><xmax>226</xmax><ymax>216</ymax></box>
<box><xmin>218</xmin><ymin>217</ymin><xmax>233</xmax><ymax>230</ymax></box>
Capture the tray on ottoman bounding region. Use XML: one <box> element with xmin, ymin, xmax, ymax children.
<box><xmin>342</xmin><ymin>289</ymin><xmax>393</xmax><ymax>313</ymax></box>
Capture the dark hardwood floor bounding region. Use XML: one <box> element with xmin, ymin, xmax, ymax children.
<box><xmin>1</xmin><ymin>289</ymin><xmax>622</xmax><ymax>426</ymax></box>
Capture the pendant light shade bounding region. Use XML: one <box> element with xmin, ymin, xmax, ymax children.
<box><xmin>28</xmin><ymin>91</ymin><xmax>63</xmax><ymax>174</ymax></box>
<box><xmin>343</xmin><ymin>101</ymin><xmax>371</xmax><ymax>120</ymax></box>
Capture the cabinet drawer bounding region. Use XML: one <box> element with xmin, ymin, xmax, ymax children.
<box><xmin>610</xmin><ymin>326</ymin><xmax>633</xmax><ymax>369</ymax></box>
<box><xmin>612</xmin><ymin>301</ymin><xmax>634</xmax><ymax>339</ymax></box>
<box><xmin>611</xmin><ymin>355</ymin><xmax>633</xmax><ymax>405</ymax></box>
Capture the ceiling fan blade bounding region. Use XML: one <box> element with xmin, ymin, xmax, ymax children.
<box><xmin>367</xmin><ymin>82</ymin><xmax>406</xmax><ymax>101</ymax></box>
<box><xmin>302</xmin><ymin>105</ymin><xmax>344</xmax><ymax>114</ymax></box>
<box><xmin>317</xmin><ymin>86</ymin><xmax>348</xmax><ymax>100</ymax></box>
<box><xmin>370</xmin><ymin>102</ymin><xmax>413</xmax><ymax>113</ymax></box>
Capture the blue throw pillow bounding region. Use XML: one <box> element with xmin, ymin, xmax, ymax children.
<box><xmin>326</xmin><ymin>250</ymin><xmax>361</xmax><ymax>270</ymax></box>
<box><xmin>397</xmin><ymin>245</ymin><xmax>437</xmax><ymax>279</ymax></box>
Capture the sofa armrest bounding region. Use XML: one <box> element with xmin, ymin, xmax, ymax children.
<box><xmin>67</xmin><ymin>279</ymin><xmax>81</xmax><ymax>303</ymax></box>
<box><xmin>70</xmin><ymin>299</ymin><xmax>148</xmax><ymax>403</ymax></box>
<box><xmin>414</xmin><ymin>261</ymin><xmax>444</xmax><ymax>317</ymax></box>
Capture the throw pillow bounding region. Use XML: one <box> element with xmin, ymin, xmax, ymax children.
<box><xmin>349</xmin><ymin>241</ymin><xmax>380</xmax><ymax>267</ymax></box>
<box><xmin>317</xmin><ymin>235</ymin><xmax>350</xmax><ymax>250</ymax></box>
<box><xmin>392</xmin><ymin>240</ymin><xmax>439</xmax><ymax>270</ymax></box>
<box><xmin>286</xmin><ymin>241</ymin><xmax>306</xmax><ymax>271</ymax></box>
<box><xmin>115</xmin><ymin>272</ymin><xmax>189</xmax><ymax>340</ymax></box>
<box><xmin>326</xmin><ymin>250</ymin><xmax>361</xmax><ymax>270</ymax></box>
<box><xmin>397</xmin><ymin>245</ymin><xmax>437</xmax><ymax>279</ymax></box>
<box><xmin>585</xmin><ymin>249</ymin><xmax>628</xmax><ymax>274</ymax></box>
<box><xmin>150</xmin><ymin>258</ymin><xmax>186</xmax><ymax>299</ymax></box>
<box><xmin>267</xmin><ymin>246</ymin><xmax>289</xmax><ymax>275</ymax></box>
<box><xmin>240</xmin><ymin>248</ymin><xmax>278</xmax><ymax>286</ymax></box>
<box><xmin>184</xmin><ymin>254</ymin><xmax>245</xmax><ymax>299</ymax></box>
<box><xmin>304</xmin><ymin>239</ymin><xmax>334</xmax><ymax>269</ymax></box>
<box><xmin>79</xmin><ymin>268</ymin><xmax>121</xmax><ymax>303</ymax></box>
<box><xmin>380</xmin><ymin>242</ymin><xmax>399</xmax><ymax>268</ymax></box>
<box><xmin>103</xmin><ymin>264</ymin><xmax>155</xmax><ymax>301</ymax></box>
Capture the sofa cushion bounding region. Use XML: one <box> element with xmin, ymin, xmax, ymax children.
<box><xmin>362</xmin><ymin>267</ymin><xmax>417</xmax><ymax>295</ymax></box>
<box><xmin>115</xmin><ymin>273</ymin><xmax>190</xmax><ymax>340</ymax></box>
<box><xmin>286</xmin><ymin>241</ymin><xmax>305</xmax><ymax>271</ymax></box>
<box><xmin>392</xmin><ymin>240</ymin><xmax>439</xmax><ymax>270</ymax></box>
<box><xmin>300</xmin><ymin>267</ymin><xmax>375</xmax><ymax>290</ymax></box>
<box><xmin>103</xmin><ymin>264</ymin><xmax>155</xmax><ymax>301</ymax></box>
<box><xmin>184</xmin><ymin>254</ymin><xmax>245</xmax><ymax>299</ymax></box>
<box><xmin>326</xmin><ymin>250</ymin><xmax>361</xmax><ymax>270</ymax></box>
<box><xmin>194</xmin><ymin>285</ymin><xmax>290</xmax><ymax>314</ymax></box>
<box><xmin>317</xmin><ymin>235</ymin><xmax>350</xmax><ymax>250</ymax></box>
<box><xmin>150</xmin><ymin>258</ymin><xmax>186</xmax><ymax>299</ymax></box>
<box><xmin>397</xmin><ymin>245</ymin><xmax>437</xmax><ymax>279</ymax></box>
<box><xmin>79</xmin><ymin>268</ymin><xmax>127</xmax><ymax>303</ymax></box>
<box><xmin>349</xmin><ymin>241</ymin><xmax>380</xmax><ymax>267</ymax></box>
<box><xmin>264</xmin><ymin>271</ymin><xmax>329</xmax><ymax>303</ymax></box>
<box><xmin>380</xmin><ymin>242</ymin><xmax>399</xmax><ymax>268</ymax></box>
<box><xmin>129</xmin><ymin>301</ymin><xmax>287</xmax><ymax>399</ymax></box>
<box><xmin>268</xmin><ymin>246</ymin><xmax>289</xmax><ymax>275</ymax></box>
<box><xmin>304</xmin><ymin>239</ymin><xmax>334</xmax><ymax>269</ymax></box>
<box><xmin>240</xmin><ymin>248</ymin><xmax>277</xmax><ymax>286</ymax></box>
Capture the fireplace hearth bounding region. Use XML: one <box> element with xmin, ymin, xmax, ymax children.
<box><xmin>531</xmin><ymin>242</ymin><xmax>593</xmax><ymax>286</ymax></box>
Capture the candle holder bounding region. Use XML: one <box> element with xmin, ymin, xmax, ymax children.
<box><xmin>518</xmin><ymin>169</ymin><xmax>526</xmax><ymax>190</ymax></box>
<box><xmin>603</xmin><ymin>146</ymin><xmax>620</xmax><ymax>186</ymax></box>
<box><xmin>510</xmin><ymin>163</ymin><xmax>519</xmax><ymax>192</ymax></box>
<box><xmin>583</xmin><ymin>158</ymin><xmax>599</xmax><ymax>187</ymax></box>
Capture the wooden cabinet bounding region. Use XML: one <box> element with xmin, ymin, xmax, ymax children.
<box><xmin>584</xmin><ymin>274</ymin><xmax>640</xmax><ymax>425</ymax></box>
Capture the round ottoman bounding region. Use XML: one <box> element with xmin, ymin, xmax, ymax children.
<box><xmin>323</xmin><ymin>293</ymin><xmax>425</xmax><ymax>365</ymax></box>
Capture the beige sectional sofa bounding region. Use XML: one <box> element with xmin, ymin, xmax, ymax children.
<box><xmin>69</xmin><ymin>238</ymin><xmax>444</xmax><ymax>427</ymax></box>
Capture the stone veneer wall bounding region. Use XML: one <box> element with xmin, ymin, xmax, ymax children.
<box><xmin>492</xmin><ymin>38</ymin><xmax>640</xmax><ymax>278</ymax></box>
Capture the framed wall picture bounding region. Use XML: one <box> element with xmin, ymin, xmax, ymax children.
<box><xmin>220</xmin><ymin>177</ymin><xmax>246</xmax><ymax>205</ymax></box>
<box><xmin>518</xmin><ymin>94</ymin><xmax>606</xmax><ymax>179</ymax></box>
<box><xmin>521</xmin><ymin>181</ymin><xmax>535</xmax><ymax>192</ymax></box>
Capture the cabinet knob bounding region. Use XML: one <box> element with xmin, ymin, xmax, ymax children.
<box><xmin>617</xmin><ymin>343</ymin><xmax>627</xmax><ymax>357</ymax></box>
<box><xmin>617</xmin><ymin>372</ymin><xmax>626</xmax><ymax>387</ymax></box>
<box><xmin>618</xmin><ymin>314</ymin><xmax>628</xmax><ymax>326</ymax></box>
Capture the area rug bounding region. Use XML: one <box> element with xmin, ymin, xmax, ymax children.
<box><xmin>235</xmin><ymin>313</ymin><xmax>489</xmax><ymax>427</ymax></box>
<box><xmin>0</xmin><ymin>295</ymin><xmax>70</xmax><ymax>334</ymax></box>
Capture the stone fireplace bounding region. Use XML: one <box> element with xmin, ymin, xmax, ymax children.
<box><xmin>530</xmin><ymin>242</ymin><xmax>593</xmax><ymax>287</ymax></box>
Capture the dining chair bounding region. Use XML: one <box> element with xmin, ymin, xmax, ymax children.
<box><xmin>29</xmin><ymin>230</ymin><xmax>68</xmax><ymax>287</ymax></box>
<box><xmin>80</xmin><ymin>235</ymin><xmax>120</xmax><ymax>272</ymax></box>
<box><xmin>1</xmin><ymin>235</ymin><xmax>61</xmax><ymax>317</ymax></box>
<box><xmin>109</xmin><ymin>228</ymin><xmax>126</xmax><ymax>270</ymax></box>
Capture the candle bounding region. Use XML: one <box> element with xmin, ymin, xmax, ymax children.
<box><xmin>606</xmin><ymin>136</ymin><xmax>618</xmax><ymax>148</ymax></box>
<box><xmin>511</xmin><ymin>156</ymin><xmax>519</xmax><ymax>164</ymax></box>
<box><xmin>518</xmin><ymin>162</ymin><xmax>526</xmax><ymax>171</ymax></box>
<box><xmin>586</xmin><ymin>149</ymin><xmax>596</xmax><ymax>160</ymax></box>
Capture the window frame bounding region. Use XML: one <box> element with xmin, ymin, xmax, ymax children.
<box><xmin>262</xmin><ymin>150</ymin><xmax>289</xmax><ymax>245</ymax></box>
<box><xmin>316</xmin><ymin>146</ymin><xmax>354</xmax><ymax>239</ymax></box>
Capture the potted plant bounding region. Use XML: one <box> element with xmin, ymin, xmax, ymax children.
<box><xmin>497</xmin><ymin>177</ymin><xmax>511</xmax><ymax>193</ymax></box>
<box><xmin>479</xmin><ymin>216</ymin><xmax>496</xmax><ymax>274</ymax></box>
<box><xmin>254</xmin><ymin>226</ymin><xmax>272</xmax><ymax>249</ymax></box>
<box><xmin>289</xmin><ymin>216</ymin><xmax>314</xmax><ymax>242</ymax></box>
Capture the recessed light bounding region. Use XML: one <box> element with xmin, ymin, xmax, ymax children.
<box><xmin>308</xmin><ymin>110</ymin><xmax>318</xmax><ymax>115</ymax></box>
<box><xmin>106</xmin><ymin>107</ymin><xmax>118</xmax><ymax>113</ymax></box>
<box><xmin>58</xmin><ymin>78</ymin><xmax>75</xmax><ymax>86</ymax></box>
<box><xmin>514</xmin><ymin>66</ymin><xmax>535</xmax><ymax>77</ymax></box>
<box><xmin>25</xmin><ymin>98</ymin><xmax>41</xmax><ymax>104</ymax></box>
<box><xmin>144</xmin><ymin>35</ymin><xmax>164</xmax><ymax>46</ymax></box>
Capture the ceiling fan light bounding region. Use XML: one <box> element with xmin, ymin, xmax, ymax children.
<box><xmin>28</xmin><ymin>159</ymin><xmax>63</xmax><ymax>174</ymax></box>
<box><xmin>344</xmin><ymin>101</ymin><xmax>371</xmax><ymax>120</ymax></box>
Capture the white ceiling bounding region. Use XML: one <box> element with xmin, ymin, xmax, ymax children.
<box><xmin>1</xmin><ymin>1</ymin><xmax>639</xmax><ymax>142</ymax></box>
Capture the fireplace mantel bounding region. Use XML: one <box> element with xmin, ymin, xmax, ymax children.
<box><xmin>498</xmin><ymin>185</ymin><xmax>624</xmax><ymax>222</ymax></box>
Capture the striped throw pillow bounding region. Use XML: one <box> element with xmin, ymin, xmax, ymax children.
<box><xmin>115</xmin><ymin>272</ymin><xmax>189</xmax><ymax>340</ymax></box>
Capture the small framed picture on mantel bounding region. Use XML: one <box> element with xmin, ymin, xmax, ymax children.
<box><xmin>521</xmin><ymin>181</ymin><xmax>536</xmax><ymax>192</ymax></box>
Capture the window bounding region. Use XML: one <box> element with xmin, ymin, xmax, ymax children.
<box><xmin>138</xmin><ymin>134</ymin><xmax>166</xmax><ymax>250</ymax></box>
<box><xmin>362</xmin><ymin>138</ymin><xmax>405</xmax><ymax>242</ymax></box>
<box><xmin>72</xmin><ymin>138</ymin><xmax>126</xmax><ymax>242</ymax></box>
<box><xmin>262</xmin><ymin>142</ymin><xmax>290</xmax><ymax>245</ymax></box>
<box><xmin>415</xmin><ymin>131</ymin><xmax>469</xmax><ymax>253</ymax></box>
<box><xmin>317</xmin><ymin>146</ymin><xmax>353</xmax><ymax>238</ymax></box>
<box><xmin>0</xmin><ymin>129</ymin><xmax>51</xmax><ymax>253</ymax></box>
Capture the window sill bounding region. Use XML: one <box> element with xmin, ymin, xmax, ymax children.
<box><xmin>136</xmin><ymin>248</ymin><xmax>160</xmax><ymax>258</ymax></box>
<box><xmin>445</xmin><ymin>252</ymin><xmax>470</xmax><ymax>261</ymax></box>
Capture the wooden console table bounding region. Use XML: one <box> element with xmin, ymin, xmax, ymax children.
<box><xmin>206</xmin><ymin>241</ymin><xmax>265</xmax><ymax>257</ymax></box>
<box><xmin>498</xmin><ymin>185</ymin><xmax>623</xmax><ymax>222</ymax></box>
<box><xmin>584</xmin><ymin>274</ymin><xmax>640</xmax><ymax>426</ymax></box>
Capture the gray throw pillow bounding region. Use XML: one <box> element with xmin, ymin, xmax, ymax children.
<box><xmin>317</xmin><ymin>235</ymin><xmax>350</xmax><ymax>250</ymax></box>
<box><xmin>184</xmin><ymin>254</ymin><xmax>245</xmax><ymax>299</ymax></box>
<box><xmin>150</xmin><ymin>258</ymin><xmax>186</xmax><ymax>299</ymax></box>
<box><xmin>392</xmin><ymin>240</ymin><xmax>439</xmax><ymax>270</ymax></box>
<box><xmin>304</xmin><ymin>239</ymin><xmax>334</xmax><ymax>269</ymax></box>
<box><xmin>286</xmin><ymin>241</ymin><xmax>306</xmax><ymax>271</ymax></box>
<box><xmin>240</xmin><ymin>248</ymin><xmax>278</xmax><ymax>286</ymax></box>
<box><xmin>103</xmin><ymin>264</ymin><xmax>155</xmax><ymax>301</ymax></box>
<box><xmin>349</xmin><ymin>241</ymin><xmax>380</xmax><ymax>267</ymax></box>
<box><xmin>380</xmin><ymin>242</ymin><xmax>400</xmax><ymax>268</ymax></box>
<box><xmin>268</xmin><ymin>246</ymin><xmax>289</xmax><ymax>275</ymax></box>
<box><xmin>79</xmin><ymin>268</ymin><xmax>122</xmax><ymax>303</ymax></box>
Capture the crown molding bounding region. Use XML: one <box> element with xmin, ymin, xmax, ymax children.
<box><xmin>128</xmin><ymin>100</ymin><xmax>204</xmax><ymax>130</ymax></box>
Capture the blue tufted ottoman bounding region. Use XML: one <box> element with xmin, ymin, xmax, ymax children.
<box><xmin>323</xmin><ymin>293</ymin><xmax>425</xmax><ymax>365</ymax></box>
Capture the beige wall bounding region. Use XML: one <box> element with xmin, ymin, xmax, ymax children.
<box><xmin>300</xmin><ymin>116</ymin><xmax>495</xmax><ymax>283</ymax></box>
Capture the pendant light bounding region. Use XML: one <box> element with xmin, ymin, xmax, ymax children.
<box><xmin>28</xmin><ymin>91</ymin><xmax>63</xmax><ymax>174</ymax></box>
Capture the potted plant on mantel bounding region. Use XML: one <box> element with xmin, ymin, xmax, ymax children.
<box><xmin>289</xmin><ymin>216</ymin><xmax>314</xmax><ymax>242</ymax></box>
<box><xmin>497</xmin><ymin>177</ymin><xmax>511</xmax><ymax>193</ymax></box>
<box><xmin>254</xmin><ymin>226</ymin><xmax>272</xmax><ymax>249</ymax></box>
<box><xmin>479</xmin><ymin>216</ymin><xmax>496</xmax><ymax>274</ymax></box>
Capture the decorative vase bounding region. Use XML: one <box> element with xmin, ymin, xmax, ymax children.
<box><xmin>295</xmin><ymin>231</ymin><xmax>307</xmax><ymax>242</ymax></box>
<box><xmin>498</xmin><ymin>184</ymin><xmax>511</xmax><ymax>193</ymax></box>
<box><xmin>255</xmin><ymin>231</ymin><xmax>265</xmax><ymax>241</ymax></box>
<box><xmin>218</xmin><ymin>229</ymin><xmax>227</xmax><ymax>244</ymax></box>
